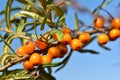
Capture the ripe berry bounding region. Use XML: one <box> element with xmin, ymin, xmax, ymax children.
<box><xmin>24</xmin><ymin>41</ymin><xmax>35</xmax><ymax>54</ymax></box>
<box><xmin>97</xmin><ymin>33</ymin><xmax>109</xmax><ymax>45</ymax></box>
<box><xmin>109</xmin><ymin>29</ymin><xmax>120</xmax><ymax>40</ymax></box>
<box><xmin>23</xmin><ymin>59</ymin><xmax>34</xmax><ymax>70</ymax></box>
<box><xmin>16</xmin><ymin>46</ymin><xmax>27</xmax><ymax>56</ymax></box>
<box><xmin>57</xmin><ymin>44</ymin><xmax>68</xmax><ymax>58</ymax></box>
<box><xmin>41</xmin><ymin>55</ymin><xmax>52</xmax><ymax>64</ymax></box>
<box><xmin>62</xmin><ymin>26</ymin><xmax>71</xmax><ymax>33</ymax></box>
<box><xmin>111</xmin><ymin>18</ymin><xmax>120</xmax><ymax>29</ymax></box>
<box><xmin>94</xmin><ymin>16</ymin><xmax>104</xmax><ymax>28</ymax></box>
<box><xmin>29</xmin><ymin>53</ymin><xmax>42</xmax><ymax>66</ymax></box>
<box><xmin>79</xmin><ymin>32</ymin><xmax>91</xmax><ymax>44</ymax></box>
<box><xmin>61</xmin><ymin>33</ymin><xmax>72</xmax><ymax>45</ymax></box>
<box><xmin>36</xmin><ymin>39</ymin><xmax>48</xmax><ymax>50</ymax></box>
<box><xmin>70</xmin><ymin>39</ymin><xmax>82</xmax><ymax>50</ymax></box>
<box><xmin>48</xmin><ymin>47</ymin><xmax>60</xmax><ymax>59</ymax></box>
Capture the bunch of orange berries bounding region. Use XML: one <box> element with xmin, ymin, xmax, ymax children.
<box><xmin>16</xmin><ymin>17</ymin><xmax>120</xmax><ymax>70</ymax></box>
<box><xmin>94</xmin><ymin>16</ymin><xmax>120</xmax><ymax>44</ymax></box>
<box><xmin>16</xmin><ymin>31</ymin><xmax>69</xmax><ymax>70</ymax></box>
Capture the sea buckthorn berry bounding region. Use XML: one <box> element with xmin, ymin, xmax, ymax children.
<box><xmin>53</xmin><ymin>34</ymin><xmax>59</xmax><ymax>41</ymax></box>
<box><xmin>79</xmin><ymin>32</ymin><xmax>91</xmax><ymax>44</ymax></box>
<box><xmin>97</xmin><ymin>33</ymin><xmax>109</xmax><ymax>45</ymax></box>
<box><xmin>109</xmin><ymin>29</ymin><xmax>120</xmax><ymax>40</ymax></box>
<box><xmin>70</xmin><ymin>39</ymin><xmax>82</xmax><ymax>50</ymax></box>
<box><xmin>57</xmin><ymin>44</ymin><xmax>68</xmax><ymax>58</ymax></box>
<box><xmin>23</xmin><ymin>59</ymin><xmax>34</xmax><ymax>70</ymax></box>
<box><xmin>62</xmin><ymin>26</ymin><xmax>71</xmax><ymax>33</ymax></box>
<box><xmin>48</xmin><ymin>47</ymin><xmax>60</xmax><ymax>59</ymax></box>
<box><xmin>111</xmin><ymin>18</ymin><xmax>120</xmax><ymax>29</ymax></box>
<box><xmin>36</xmin><ymin>39</ymin><xmax>48</xmax><ymax>50</ymax></box>
<box><xmin>29</xmin><ymin>53</ymin><xmax>42</xmax><ymax>66</ymax></box>
<box><xmin>61</xmin><ymin>33</ymin><xmax>72</xmax><ymax>45</ymax></box>
<box><xmin>16</xmin><ymin>46</ymin><xmax>27</xmax><ymax>56</ymax></box>
<box><xmin>24</xmin><ymin>41</ymin><xmax>35</xmax><ymax>54</ymax></box>
<box><xmin>41</xmin><ymin>55</ymin><xmax>52</xmax><ymax>64</ymax></box>
<box><xmin>94</xmin><ymin>16</ymin><xmax>104</xmax><ymax>28</ymax></box>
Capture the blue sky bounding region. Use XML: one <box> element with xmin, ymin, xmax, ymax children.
<box><xmin>0</xmin><ymin>0</ymin><xmax>120</xmax><ymax>80</ymax></box>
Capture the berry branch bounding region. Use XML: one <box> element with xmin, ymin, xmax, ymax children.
<box><xmin>0</xmin><ymin>54</ymin><xmax>30</xmax><ymax>72</ymax></box>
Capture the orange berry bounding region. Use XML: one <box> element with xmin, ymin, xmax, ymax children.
<box><xmin>94</xmin><ymin>16</ymin><xmax>104</xmax><ymax>28</ymax></box>
<box><xmin>111</xmin><ymin>18</ymin><xmax>120</xmax><ymax>29</ymax></box>
<box><xmin>79</xmin><ymin>32</ymin><xmax>91</xmax><ymax>44</ymax></box>
<box><xmin>23</xmin><ymin>59</ymin><xmax>34</xmax><ymax>70</ymax></box>
<box><xmin>36</xmin><ymin>39</ymin><xmax>48</xmax><ymax>50</ymax></box>
<box><xmin>61</xmin><ymin>33</ymin><xmax>72</xmax><ymax>45</ymax></box>
<box><xmin>29</xmin><ymin>53</ymin><xmax>42</xmax><ymax>66</ymax></box>
<box><xmin>48</xmin><ymin>47</ymin><xmax>60</xmax><ymax>59</ymax></box>
<box><xmin>62</xmin><ymin>27</ymin><xmax>71</xmax><ymax>33</ymax></box>
<box><xmin>41</xmin><ymin>55</ymin><xmax>52</xmax><ymax>64</ymax></box>
<box><xmin>97</xmin><ymin>33</ymin><xmax>109</xmax><ymax>45</ymax></box>
<box><xmin>70</xmin><ymin>39</ymin><xmax>82</xmax><ymax>50</ymax></box>
<box><xmin>53</xmin><ymin>34</ymin><xmax>59</xmax><ymax>41</ymax></box>
<box><xmin>16</xmin><ymin>46</ymin><xmax>27</xmax><ymax>56</ymax></box>
<box><xmin>57</xmin><ymin>44</ymin><xmax>68</xmax><ymax>58</ymax></box>
<box><xmin>24</xmin><ymin>41</ymin><xmax>35</xmax><ymax>54</ymax></box>
<box><xmin>109</xmin><ymin>29</ymin><xmax>120</xmax><ymax>40</ymax></box>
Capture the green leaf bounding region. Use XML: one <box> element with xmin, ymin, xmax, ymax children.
<box><xmin>0</xmin><ymin>19</ymin><xmax>5</xmax><ymax>28</ymax></box>
<box><xmin>5</xmin><ymin>69</ymin><xmax>34</xmax><ymax>80</ymax></box>
<box><xmin>57</xmin><ymin>15</ymin><xmax>66</xmax><ymax>26</ymax></box>
<box><xmin>74</xmin><ymin>12</ymin><xmax>84</xmax><ymax>30</ymax></box>
<box><xmin>98</xmin><ymin>44</ymin><xmax>111</xmax><ymax>51</ymax></box>
<box><xmin>54</xmin><ymin>6</ymin><xmax>63</xmax><ymax>16</ymax></box>
<box><xmin>40</xmin><ymin>68</ymin><xmax>56</xmax><ymax>80</ymax></box>
<box><xmin>0</xmin><ymin>34</ymin><xmax>16</xmax><ymax>55</ymax></box>
<box><xmin>79</xmin><ymin>49</ymin><xmax>99</xmax><ymax>54</ymax></box>
<box><xmin>0</xmin><ymin>33</ymin><xmax>9</xmax><ymax>42</ymax></box>
<box><xmin>50</xmin><ymin>29</ymin><xmax>64</xmax><ymax>41</ymax></box>
<box><xmin>0</xmin><ymin>7</ymin><xmax>21</xmax><ymax>15</ymax></box>
<box><xmin>16</xmin><ymin>0</ymin><xmax>28</xmax><ymax>4</ymax></box>
<box><xmin>40</xmin><ymin>15</ymin><xmax>48</xmax><ymax>30</ymax></box>
<box><xmin>102</xmin><ymin>0</ymin><xmax>112</xmax><ymax>8</ymax></box>
<box><xmin>74</xmin><ymin>12</ymin><xmax>79</xmax><ymax>30</ymax></box>
<box><xmin>5</xmin><ymin>0</ymin><xmax>13</xmax><ymax>30</ymax></box>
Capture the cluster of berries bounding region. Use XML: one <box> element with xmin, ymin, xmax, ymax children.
<box><xmin>16</xmin><ymin>17</ymin><xmax>120</xmax><ymax>70</ymax></box>
<box><xmin>94</xmin><ymin>17</ymin><xmax>120</xmax><ymax>44</ymax></box>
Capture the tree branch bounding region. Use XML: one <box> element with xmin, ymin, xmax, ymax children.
<box><xmin>0</xmin><ymin>54</ymin><xmax>30</xmax><ymax>72</ymax></box>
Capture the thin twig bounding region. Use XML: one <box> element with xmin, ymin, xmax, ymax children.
<box><xmin>0</xmin><ymin>54</ymin><xmax>30</xmax><ymax>72</ymax></box>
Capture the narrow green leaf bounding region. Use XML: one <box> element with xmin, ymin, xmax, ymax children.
<box><xmin>40</xmin><ymin>15</ymin><xmax>48</xmax><ymax>30</ymax></box>
<box><xmin>0</xmin><ymin>7</ymin><xmax>21</xmax><ymax>15</ymax></box>
<box><xmin>54</xmin><ymin>6</ymin><xmax>63</xmax><ymax>16</ymax></box>
<box><xmin>5</xmin><ymin>0</ymin><xmax>13</xmax><ymax>30</ymax></box>
<box><xmin>74</xmin><ymin>12</ymin><xmax>79</xmax><ymax>30</ymax></box>
<box><xmin>79</xmin><ymin>49</ymin><xmax>99</xmax><ymax>54</ymax></box>
<box><xmin>98</xmin><ymin>44</ymin><xmax>111</xmax><ymax>51</ymax></box>
<box><xmin>0</xmin><ymin>34</ymin><xmax>16</xmax><ymax>55</ymax></box>
<box><xmin>0</xmin><ymin>19</ymin><xmax>5</xmax><ymax>28</ymax></box>
<box><xmin>102</xmin><ymin>0</ymin><xmax>112</xmax><ymax>8</ymax></box>
<box><xmin>16</xmin><ymin>0</ymin><xmax>28</xmax><ymax>4</ymax></box>
<box><xmin>0</xmin><ymin>33</ymin><xmax>9</xmax><ymax>42</ymax></box>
